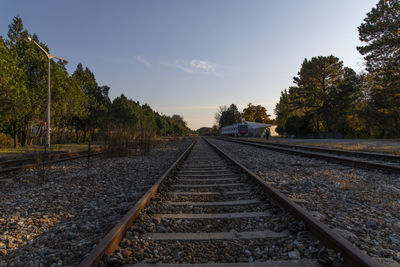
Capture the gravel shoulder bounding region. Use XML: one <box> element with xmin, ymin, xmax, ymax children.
<box><xmin>0</xmin><ymin>138</ymin><xmax>193</xmax><ymax>266</ymax></box>
<box><xmin>208</xmin><ymin>138</ymin><xmax>400</xmax><ymax>264</ymax></box>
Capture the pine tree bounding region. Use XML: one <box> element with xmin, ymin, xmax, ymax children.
<box><xmin>358</xmin><ymin>0</ymin><xmax>400</xmax><ymax>137</ymax></box>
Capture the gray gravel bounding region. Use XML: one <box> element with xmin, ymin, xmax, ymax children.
<box><xmin>208</xmin><ymin>138</ymin><xmax>400</xmax><ymax>263</ymax></box>
<box><xmin>0</xmin><ymin>138</ymin><xmax>192</xmax><ymax>266</ymax></box>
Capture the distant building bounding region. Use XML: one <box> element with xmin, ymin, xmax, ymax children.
<box><xmin>245</xmin><ymin>121</ymin><xmax>278</xmax><ymax>137</ymax></box>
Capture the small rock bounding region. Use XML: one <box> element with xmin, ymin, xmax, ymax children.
<box><xmin>122</xmin><ymin>249</ymin><xmax>133</xmax><ymax>257</ymax></box>
<box><xmin>366</xmin><ymin>221</ymin><xmax>378</xmax><ymax>230</ymax></box>
<box><xmin>379</xmin><ymin>248</ymin><xmax>394</xmax><ymax>257</ymax></box>
<box><xmin>334</xmin><ymin>228</ymin><xmax>358</xmax><ymax>242</ymax></box>
<box><xmin>245</xmin><ymin>249</ymin><xmax>251</xmax><ymax>256</ymax></box>
<box><xmin>288</xmin><ymin>249</ymin><xmax>300</xmax><ymax>259</ymax></box>
<box><xmin>393</xmin><ymin>221</ymin><xmax>400</xmax><ymax>232</ymax></box>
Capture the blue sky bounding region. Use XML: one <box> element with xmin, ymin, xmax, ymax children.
<box><xmin>1</xmin><ymin>0</ymin><xmax>377</xmax><ymax>129</ymax></box>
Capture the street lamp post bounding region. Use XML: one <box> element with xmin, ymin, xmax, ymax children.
<box><xmin>26</xmin><ymin>35</ymin><xmax>68</xmax><ymax>148</ymax></box>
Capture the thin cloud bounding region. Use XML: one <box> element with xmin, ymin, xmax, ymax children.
<box><xmin>189</xmin><ymin>59</ymin><xmax>217</xmax><ymax>73</ymax></box>
<box><xmin>136</xmin><ymin>55</ymin><xmax>151</xmax><ymax>67</ymax></box>
<box><xmin>162</xmin><ymin>59</ymin><xmax>229</xmax><ymax>75</ymax></box>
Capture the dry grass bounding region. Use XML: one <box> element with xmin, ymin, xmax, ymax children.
<box><xmin>0</xmin><ymin>143</ymin><xmax>103</xmax><ymax>160</ymax></box>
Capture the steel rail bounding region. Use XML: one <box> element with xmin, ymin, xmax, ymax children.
<box><xmin>220</xmin><ymin>137</ymin><xmax>400</xmax><ymax>174</ymax></box>
<box><xmin>78</xmin><ymin>140</ymin><xmax>196</xmax><ymax>267</ymax></box>
<box><xmin>0</xmin><ymin>149</ymin><xmax>105</xmax><ymax>175</ymax></box>
<box><xmin>228</xmin><ymin>137</ymin><xmax>400</xmax><ymax>162</ymax></box>
<box><xmin>203</xmin><ymin>137</ymin><xmax>379</xmax><ymax>267</ymax></box>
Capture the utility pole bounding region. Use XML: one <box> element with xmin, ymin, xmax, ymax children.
<box><xmin>26</xmin><ymin>35</ymin><xmax>68</xmax><ymax>148</ymax></box>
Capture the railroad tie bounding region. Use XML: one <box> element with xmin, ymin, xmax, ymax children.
<box><xmin>143</xmin><ymin>230</ymin><xmax>289</xmax><ymax>241</ymax></box>
<box><xmin>172</xmin><ymin>183</ymin><xmax>247</xmax><ymax>188</ymax></box>
<box><xmin>179</xmin><ymin>174</ymin><xmax>236</xmax><ymax>178</ymax></box>
<box><xmin>169</xmin><ymin>190</ymin><xmax>251</xmax><ymax>196</ymax></box>
<box><xmin>165</xmin><ymin>199</ymin><xmax>261</xmax><ymax>206</ymax></box>
<box><xmin>153</xmin><ymin>211</ymin><xmax>271</xmax><ymax>220</ymax></box>
<box><xmin>177</xmin><ymin>178</ymin><xmax>240</xmax><ymax>183</ymax></box>
<box><xmin>127</xmin><ymin>260</ymin><xmax>321</xmax><ymax>267</ymax></box>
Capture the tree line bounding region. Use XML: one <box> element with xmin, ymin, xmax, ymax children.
<box><xmin>274</xmin><ymin>0</ymin><xmax>399</xmax><ymax>138</ymax></box>
<box><xmin>0</xmin><ymin>16</ymin><xmax>191</xmax><ymax>148</ymax></box>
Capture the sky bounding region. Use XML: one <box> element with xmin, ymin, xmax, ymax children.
<box><xmin>0</xmin><ymin>0</ymin><xmax>378</xmax><ymax>130</ymax></box>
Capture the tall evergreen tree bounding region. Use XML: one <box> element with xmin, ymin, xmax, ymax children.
<box><xmin>216</xmin><ymin>104</ymin><xmax>241</xmax><ymax>128</ymax></box>
<box><xmin>0</xmin><ymin>36</ymin><xmax>30</xmax><ymax>147</ymax></box>
<box><xmin>358</xmin><ymin>0</ymin><xmax>400</xmax><ymax>137</ymax></box>
<box><xmin>274</xmin><ymin>89</ymin><xmax>293</xmax><ymax>134</ymax></box>
<box><xmin>5</xmin><ymin>16</ymin><xmax>48</xmax><ymax>146</ymax></box>
<box><xmin>72</xmin><ymin>64</ymin><xmax>110</xmax><ymax>141</ymax></box>
<box><xmin>292</xmin><ymin>55</ymin><xmax>345</xmax><ymax>132</ymax></box>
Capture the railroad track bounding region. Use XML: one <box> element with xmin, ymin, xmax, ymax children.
<box><xmin>79</xmin><ymin>138</ymin><xmax>378</xmax><ymax>266</ymax></box>
<box><xmin>0</xmin><ymin>148</ymin><xmax>104</xmax><ymax>175</ymax></box>
<box><xmin>222</xmin><ymin>137</ymin><xmax>400</xmax><ymax>174</ymax></box>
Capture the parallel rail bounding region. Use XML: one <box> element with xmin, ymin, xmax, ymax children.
<box><xmin>0</xmin><ymin>148</ymin><xmax>105</xmax><ymax>175</ymax></box>
<box><xmin>221</xmin><ymin>137</ymin><xmax>400</xmax><ymax>174</ymax></box>
<box><xmin>78</xmin><ymin>138</ymin><xmax>379</xmax><ymax>266</ymax></box>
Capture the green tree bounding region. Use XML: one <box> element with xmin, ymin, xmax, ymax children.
<box><xmin>358</xmin><ymin>0</ymin><xmax>400</xmax><ymax>137</ymax></box>
<box><xmin>110</xmin><ymin>94</ymin><xmax>139</xmax><ymax>128</ymax></box>
<box><xmin>274</xmin><ymin>89</ymin><xmax>294</xmax><ymax>135</ymax></box>
<box><xmin>275</xmin><ymin>56</ymin><xmax>364</xmax><ymax>136</ymax></box>
<box><xmin>216</xmin><ymin>104</ymin><xmax>241</xmax><ymax>128</ymax></box>
<box><xmin>242</xmin><ymin>103</ymin><xmax>272</xmax><ymax>123</ymax></box>
<box><xmin>72</xmin><ymin>64</ymin><xmax>110</xmax><ymax>141</ymax></box>
<box><xmin>4</xmin><ymin>16</ymin><xmax>52</xmax><ymax>146</ymax></box>
<box><xmin>323</xmin><ymin>68</ymin><xmax>362</xmax><ymax>134</ymax></box>
<box><xmin>171</xmin><ymin>114</ymin><xmax>187</xmax><ymax>127</ymax></box>
<box><xmin>292</xmin><ymin>55</ymin><xmax>345</xmax><ymax>132</ymax></box>
<box><xmin>0</xmin><ymin>36</ymin><xmax>30</xmax><ymax>147</ymax></box>
<box><xmin>50</xmin><ymin>61</ymin><xmax>88</xmax><ymax>143</ymax></box>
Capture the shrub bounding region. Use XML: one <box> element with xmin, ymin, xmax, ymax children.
<box><xmin>0</xmin><ymin>133</ymin><xmax>13</xmax><ymax>148</ymax></box>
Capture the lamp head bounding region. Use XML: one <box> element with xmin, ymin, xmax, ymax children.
<box><xmin>26</xmin><ymin>35</ymin><xmax>32</xmax><ymax>42</ymax></box>
<box><xmin>63</xmin><ymin>59</ymin><xmax>69</xmax><ymax>65</ymax></box>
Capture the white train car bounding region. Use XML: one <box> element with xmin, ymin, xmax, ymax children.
<box><xmin>221</xmin><ymin>122</ymin><xmax>278</xmax><ymax>137</ymax></box>
<box><xmin>221</xmin><ymin>123</ymin><xmax>248</xmax><ymax>136</ymax></box>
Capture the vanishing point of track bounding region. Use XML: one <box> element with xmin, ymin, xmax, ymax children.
<box><xmin>79</xmin><ymin>137</ymin><xmax>379</xmax><ymax>266</ymax></box>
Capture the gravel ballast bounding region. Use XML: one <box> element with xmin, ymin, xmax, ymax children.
<box><xmin>0</xmin><ymin>139</ymin><xmax>192</xmax><ymax>266</ymax></box>
<box><xmin>208</xmin><ymin>138</ymin><xmax>400</xmax><ymax>263</ymax></box>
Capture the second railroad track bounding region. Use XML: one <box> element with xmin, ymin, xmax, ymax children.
<box><xmin>221</xmin><ymin>137</ymin><xmax>400</xmax><ymax>174</ymax></box>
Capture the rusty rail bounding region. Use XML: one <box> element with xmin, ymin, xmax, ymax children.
<box><xmin>78</xmin><ymin>140</ymin><xmax>196</xmax><ymax>267</ymax></box>
<box><xmin>204</xmin><ymin>137</ymin><xmax>379</xmax><ymax>267</ymax></box>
